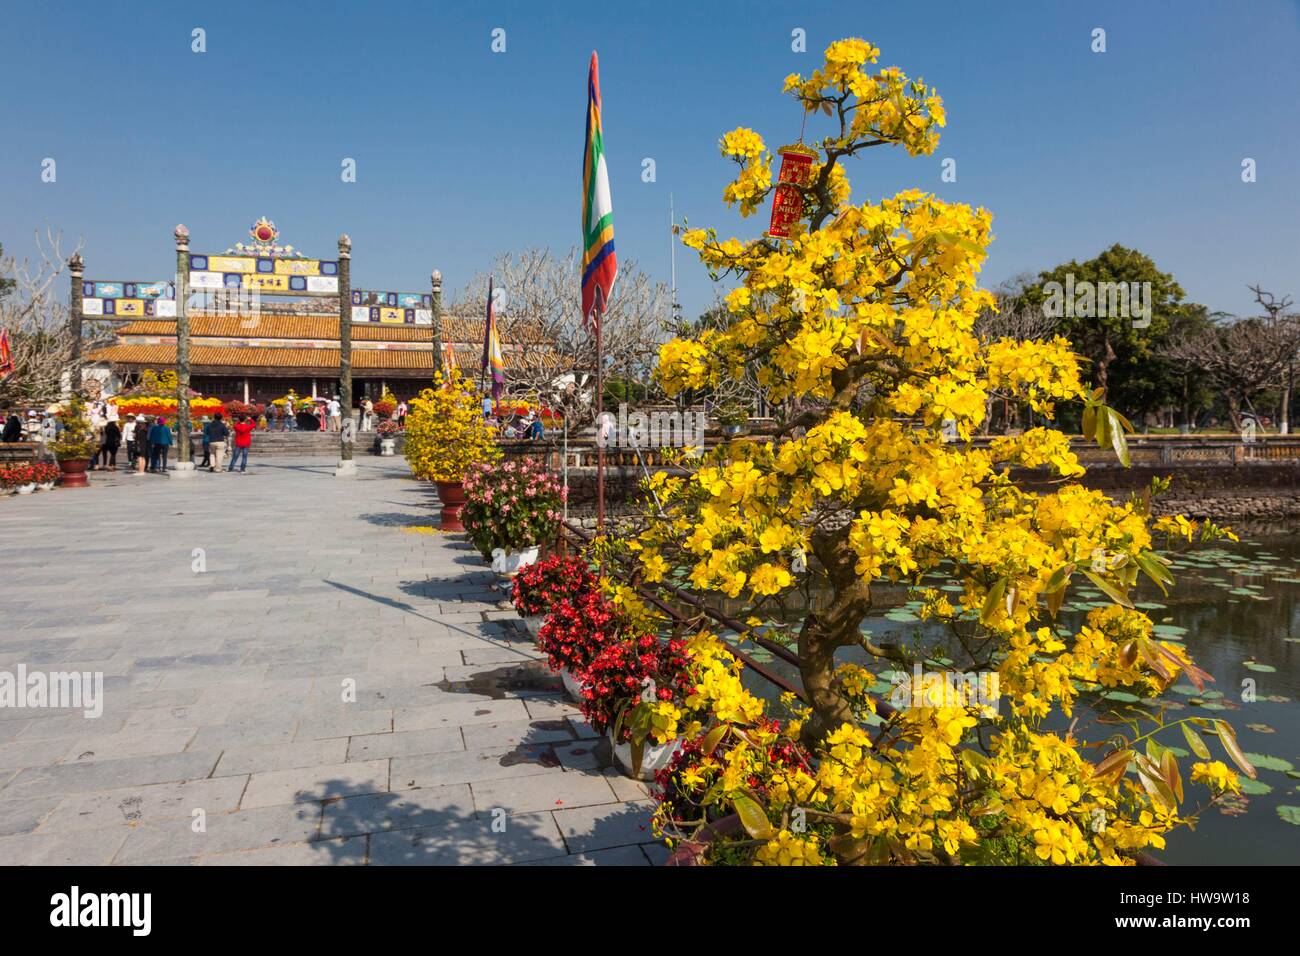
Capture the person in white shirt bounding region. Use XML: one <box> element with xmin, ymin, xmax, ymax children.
<box><xmin>328</xmin><ymin>396</ymin><xmax>342</xmax><ymax>432</ymax></box>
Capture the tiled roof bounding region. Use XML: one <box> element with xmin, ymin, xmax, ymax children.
<box><xmin>113</xmin><ymin>313</ymin><xmax>550</xmax><ymax>344</ymax></box>
<box><xmin>87</xmin><ymin>343</ymin><xmax>554</xmax><ymax>374</ymax></box>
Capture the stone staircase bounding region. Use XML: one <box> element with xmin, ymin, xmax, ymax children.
<box><xmin>183</xmin><ymin>429</ymin><xmax>401</xmax><ymax>458</ymax></box>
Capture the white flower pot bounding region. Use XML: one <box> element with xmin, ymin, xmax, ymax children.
<box><xmin>609</xmin><ymin>730</ymin><xmax>683</xmax><ymax>781</ymax></box>
<box><xmin>379</xmin><ymin>438</ymin><xmax>396</xmax><ymax>456</ymax></box>
<box><xmin>15</xmin><ymin>483</ymin><xmax>35</xmax><ymax>495</ymax></box>
<box><xmin>491</xmin><ymin>545</ymin><xmax>540</xmax><ymax>578</ymax></box>
<box><xmin>523</xmin><ymin>614</ymin><xmax>545</xmax><ymax>638</ymax></box>
<box><xmin>559</xmin><ymin>666</ymin><xmax>585</xmax><ymax>703</ymax></box>
<box><xmin>38</xmin><ymin>482</ymin><xmax>55</xmax><ymax>491</ymax></box>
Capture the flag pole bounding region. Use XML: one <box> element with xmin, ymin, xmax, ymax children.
<box><xmin>594</xmin><ymin>287</ymin><xmax>605</xmax><ymax>535</ymax></box>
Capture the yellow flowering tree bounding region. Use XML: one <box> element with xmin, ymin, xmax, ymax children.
<box><xmin>403</xmin><ymin>370</ymin><xmax>500</xmax><ymax>482</ymax></box>
<box><xmin>633</xmin><ymin>39</ymin><xmax>1251</xmax><ymax>865</ymax></box>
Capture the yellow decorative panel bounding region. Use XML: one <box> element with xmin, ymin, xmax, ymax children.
<box><xmin>242</xmin><ymin>274</ymin><xmax>290</xmax><ymax>291</ymax></box>
<box><xmin>115</xmin><ymin>299</ymin><xmax>146</xmax><ymax>316</ymax></box>
<box><xmin>379</xmin><ymin>307</ymin><xmax>405</xmax><ymax>323</ymax></box>
<box><xmin>207</xmin><ymin>256</ymin><xmax>256</xmax><ymax>274</ymax></box>
<box><xmin>274</xmin><ymin>259</ymin><xmax>321</xmax><ymax>276</ymax></box>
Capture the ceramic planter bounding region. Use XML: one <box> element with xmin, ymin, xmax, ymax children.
<box><xmin>434</xmin><ymin>480</ymin><xmax>466</xmax><ymax>531</ymax></box>
<box><xmin>609</xmin><ymin>730</ymin><xmax>683</xmax><ymax>781</ymax></box>
<box><xmin>379</xmin><ymin>438</ymin><xmax>396</xmax><ymax>456</ymax></box>
<box><xmin>664</xmin><ymin>815</ymin><xmax>744</xmax><ymax>866</ymax></box>
<box><xmin>57</xmin><ymin>458</ymin><xmax>90</xmax><ymax>489</ymax></box>
<box><xmin>491</xmin><ymin>545</ymin><xmax>540</xmax><ymax>578</ymax></box>
<box><xmin>38</xmin><ymin>481</ymin><xmax>55</xmax><ymax>491</ymax></box>
<box><xmin>559</xmin><ymin>666</ymin><xmax>585</xmax><ymax>703</ymax></box>
<box><xmin>522</xmin><ymin>614</ymin><xmax>545</xmax><ymax>638</ymax></box>
<box><xmin>15</xmin><ymin>483</ymin><xmax>36</xmax><ymax>495</ymax></box>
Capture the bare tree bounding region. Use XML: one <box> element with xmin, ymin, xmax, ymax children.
<box><xmin>1162</xmin><ymin>312</ymin><xmax>1291</xmax><ymax>431</ymax></box>
<box><xmin>1249</xmin><ymin>284</ymin><xmax>1298</xmax><ymax>434</ymax></box>
<box><xmin>0</xmin><ymin>229</ymin><xmax>89</xmax><ymax>408</ymax></box>
<box><xmin>451</xmin><ymin>247</ymin><xmax>671</xmax><ymax>426</ymax></box>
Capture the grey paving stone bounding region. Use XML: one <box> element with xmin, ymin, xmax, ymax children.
<box><xmin>471</xmin><ymin>770</ymin><xmax>620</xmax><ymax>816</ymax></box>
<box><xmin>393</xmin><ymin>698</ymin><xmax>530</xmax><ymax>732</ymax></box>
<box><xmin>0</xmin><ymin>826</ymin><xmax>129</xmax><ymax>865</ymax></box>
<box><xmin>61</xmin><ymin>727</ymin><xmax>196</xmax><ymax>764</ymax></box>
<box><xmin>293</xmin><ymin>708</ymin><xmax>393</xmax><ymax>741</ymax></box>
<box><xmin>114</xmin><ymin>803</ymin><xmax>323</xmax><ymax>863</ymax></box>
<box><xmin>367</xmin><ymin>811</ymin><xmax>568</xmax><ymax>865</ymax></box>
<box><xmin>38</xmin><ymin>776</ymin><xmax>249</xmax><ymax>833</ymax></box>
<box><xmin>553</xmin><ymin>800</ymin><xmax>657</xmax><ymax>854</ymax></box>
<box><xmin>320</xmin><ymin>785</ymin><xmax>475</xmax><ymax>838</ymax></box>
<box><xmin>1</xmin><ymin>751</ymin><xmax>221</xmax><ymax>798</ymax></box>
<box><xmin>520</xmin><ymin>844</ymin><xmax>652</xmax><ymax>866</ymax></box>
<box><xmin>213</xmin><ymin>739</ymin><xmax>348</xmax><ymax>777</ymax></box>
<box><xmin>392</xmin><ymin>746</ymin><xmax>561</xmax><ymax>790</ymax></box>
<box><xmin>198</xmin><ymin>836</ymin><xmax>368</xmax><ymax>866</ymax></box>
<box><xmin>0</xmin><ymin>795</ymin><xmax>60</xmax><ymax>836</ymax></box>
<box><xmin>460</xmin><ymin>718</ymin><xmax>576</xmax><ymax>751</ymax></box>
<box><xmin>346</xmin><ymin>728</ymin><xmax>463</xmax><ymax>762</ymax></box>
<box><xmin>240</xmin><ymin>759</ymin><xmax>390</xmax><ymax>809</ymax></box>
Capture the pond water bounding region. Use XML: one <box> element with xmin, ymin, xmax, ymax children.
<box><xmin>715</xmin><ymin>533</ymin><xmax>1300</xmax><ymax>865</ymax></box>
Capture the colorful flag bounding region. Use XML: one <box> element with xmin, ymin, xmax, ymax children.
<box><xmin>482</xmin><ymin>275</ymin><xmax>505</xmax><ymax>399</ymax></box>
<box><xmin>581</xmin><ymin>51</ymin><xmax>617</xmax><ymax>332</ymax></box>
<box><xmin>0</xmin><ymin>329</ymin><xmax>13</xmax><ymax>379</ymax></box>
<box><xmin>441</xmin><ymin>341</ymin><xmax>457</xmax><ymax>377</ymax></box>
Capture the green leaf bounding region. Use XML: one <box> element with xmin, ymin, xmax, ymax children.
<box><xmin>1082</xmin><ymin>569</ymin><xmax>1133</xmax><ymax>608</ymax></box>
<box><xmin>1214</xmin><ymin>721</ymin><xmax>1257</xmax><ymax>780</ymax></box>
<box><xmin>981</xmin><ymin>577</ymin><xmax>1008</xmax><ymax>624</ymax></box>
<box><xmin>1181</xmin><ymin>721</ymin><xmax>1211</xmax><ymax>760</ymax></box>
<box><xmin>1276</xmin><ymin>806</ymin><xmax>1300</xmax><ymax>826</ymax></box>
<box><xmin>732</xmin><ymin>794</ymin><xmax>775</xmax><ymax>840</ymax></box>
<box><xmin>702</xmin><ymin>724</ymin><xmax>728</xmax><ymax>756</ymax></box>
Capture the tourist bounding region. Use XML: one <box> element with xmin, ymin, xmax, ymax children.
<box><xmin>122</xmin><ymin>414</ymin><xmax>138</xmax><ymax>469</ymax></box>
<box><xmin>397</xmin><ymin>400</ymin><xmax>407</xmax><ymax>426</ymax></box>
<box><xmin>316</xmin><ymin>400</ymin><xmax>327</xmax><ymax>432</ymax></box>
<box><xmin>481</xmin><ymin>395</ymin><xmax>493</xmax><ymax>419</ymax></box>
<box><xmin>100</xmin><ymin>418</ymin><xmax>121</xmax><ymax>470</ymax></box>
<box><xmin>150</xmin><ymin>416</ymin><xmax>173</xmax><ymax>472</ymax></box>
<box><xmin>199</xmin><ymin>416</ymin><xmax>212</xmax><ymax>468</ymax></box>
<box><xmin>207</xmin><ymin>412</ymin><xmax>229</xmax><ymax>473</ymax></box>
<box><xmin>361</xmin><ymin>397</ymin><xmax>374</xmax><ymax>432</ymax></box>
<box><xmin>229</xmin><ymin>413</ymin><xmax>255</xmax><ymax>473</ymax></box>
<box><xmin>40</xmin><ymin>413</ymin><xmax>57</xmax><ymax>444</ymax></box>
<box><xmin>1</xmin><ymin>413</ymin><xmax>20</xmax><ymax>442</ymax></box>
<box><xmin>328</xmin><ymin>395</ymin><xmax>342</xmax><ymax>432</ymax></box>
<box><xmin>525</xmin><ymin>411</ymin><xmax>545</xmax><ymax>442</ymax></box>
<box><xmin>134</xmin><ymin>415</ymin><xmax>150</xmax><ymax>474</ymax></box>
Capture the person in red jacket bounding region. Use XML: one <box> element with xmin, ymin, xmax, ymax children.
<box><xmin>228</xmin><ymin>413</ymin><xmax>256</xmax><ymax>473</ymax></box>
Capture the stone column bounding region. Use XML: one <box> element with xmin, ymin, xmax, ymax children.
<box><xmin>170</xmin><ymin>225</ymin><xmax>197</xmax><ymax>478</ymax></box>
<box><xmin>431</xmin><ymin>269</ymin><xmax>443</xmax><ymax>380</ymax></box>
<box><xmin>335</xmin><ymin>234</ymin><xmax>356</xmax><ymax>477</ymax></box>
<box><xmin>68</xmin><ymin>253</ymin><xmax>85</xmax><ymax>394</ymax></box>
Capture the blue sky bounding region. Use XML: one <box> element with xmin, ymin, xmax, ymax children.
<box><xmin>2</xmin><ymin>0</ymin><xmax>1298</xmax><ymax>319</ymax></box>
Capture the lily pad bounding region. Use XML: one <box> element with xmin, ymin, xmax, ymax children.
<box><xmin>1243</xmin><ymin>661</ymin><xmax>1276</xmax><ymax>673</ymax></box>
<box><xmin>1244</xmin><ymin>753</ymin><xmax>1295</xmax><ymax>774</ymax></box>
<box><xmin>1276</xmin><ymin>806</ymin><xmax>1300</xmax><ymax>826</ymax></box>
<box><xmin>1239</xmin><ymin>778</ymin><xmax>1273</xmax><ymax>796</ymax></box>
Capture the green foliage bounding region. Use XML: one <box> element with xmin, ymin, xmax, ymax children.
<box><xmin>50</xmin><ymin>393</ymin><xmax>98</xmax><ymax>461</ymax></box>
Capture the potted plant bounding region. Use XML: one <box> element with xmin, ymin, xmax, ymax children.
<box><xmin>7</xmin><ymin>463</ymin><xmax>38</xmax><ymax>494</ymax></box>
<box><xmin>511</xmin><ymin>554</ymin><xmax>597</xmax><ymax>637</ymax></box>
<box><xmin>582</xmin><ymin>630</ymin><xmax>693</xmax><ymax>780</ymax></box>
<box><xmin>50</xmin><ymin>393</ymin><xmax>98</xmax><ymax>488</ymax></box>
<box><xmin>376</xmin><ymin>419</ymin><xmax>400</xmax><ymax>456</ymax></box>
<box><xmin>0</xmin><ymin>465</ymin><xmax>17</xmax><ymax>495</ymax></box>
<box><xmin>402</xmin><ymin>370</ymin><xmax>500</xmax><ymax>531</ymax></box>
<box><xmin>536</xmin><ymin>589</ymin><xmax>623</xmax><ymax>703</ymax></box>
<box><xmin>460</xmin><ymin>457</ymin><xmax>565</xmax><ymax>576</ymax></box>
<box><xmin>714</xmin><ymin>399</ymin><xmax>749</xmax><ymax>436</ymax></box>
<box><xmin>34</xmin><ymin>462</ymin><xmax>58</xmax><ymax>490</ymax></box>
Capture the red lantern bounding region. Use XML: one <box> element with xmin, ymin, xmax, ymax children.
<box><xmin>767</xmin><ymin>144</ymin><xmax>818</xmax><ymax>239</ymax></box>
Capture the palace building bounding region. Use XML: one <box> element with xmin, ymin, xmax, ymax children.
<box><xmin>79</xmin><ymin>218</ymin><xmax>556</xmax><ymax>405</ymax></box>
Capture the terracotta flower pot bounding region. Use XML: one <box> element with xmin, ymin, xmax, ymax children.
<box><xmin>57</xmin><ymin>459</ymin><xmax>90</xmax><ymax>489</ymax></box>
<box><xmin>664</xmin><ymin>815</ymin><xmax>744</xmax><ymax>866</ymax></box>
<box><xmin>435</xmin><ymin>480</ymin><xmax>467</xmax><ymax>531</ymax></box>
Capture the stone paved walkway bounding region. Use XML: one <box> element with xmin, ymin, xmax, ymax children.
<box><xmin>0</xmin><ymin>457</ymin><xmax>662</xmax><ymax>865</ymax></box>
